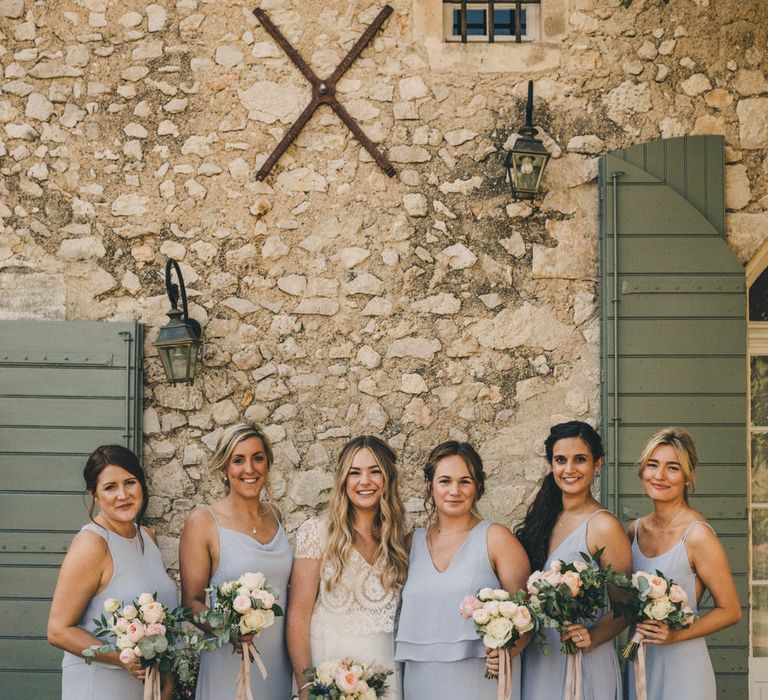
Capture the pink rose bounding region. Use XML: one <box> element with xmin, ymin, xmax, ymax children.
<box><xmin>646</xmin><ymin>575</ymin><xmax>668</xmax><ymax>600</ymax></box>
<box><xmin>145</xmin><ymin>623</ymin><xmax>166</xmax><ymax>637</ymax></box>
<box><xmin>541</xmin><ymin>569</ymin><xmax>563</xmax><ymax>587</ymax></box>
<box><xmin>459</xmin><ymin>595</ymin><xmax>483</xmax><ymax>620</ymax></box>
<box><xmin>668</xmin><ymin>584</ymin><xmax>688</xmax><ymax>605</ymax></box>
<box><xmin>335</xmin><ymin>670</ymin><xmax>359</xmax><ymax>693</ymax></box>
<box><xmin>113</xmin><ymin>617</ymin><xmax>129</xmax><ymax>633</ymax></box>
<box><xmin>511</xmin><ymin>605</ymin><xmax>534</xmax><ymax>633</ymax></box>
<box><xmin>119</xmin><ymin>647</ymin><xmax>137</xmax><ymax>664</ymax></box>
<box><xmin>254</xmin><ymin>589</ymin><xmax>275</xmax><ymax>609</ymax></box>
<box><xmin>125</xmin><ymin>620</ymin><xmax>146</xmax><ymax>643</ymax></box>
<box><xmin>561</xmin><ymin>571</ymin><xmax>582</xmax><ymax>596</ymax></box>
<box><xmin>526</xmin><ymin>571</ymin><xmax>544</xmax><ymax>594</ymax></box>
<box><xmin>550</xmin><ymin>560</ymin><xmax>563</xmax><ymax>572</ymax></box>
<box><xmin>122</xmin><ymin>605</ymin><xmax>137</xmax><ymax>621</ymax></box>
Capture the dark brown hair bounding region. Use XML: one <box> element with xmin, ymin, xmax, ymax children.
<box><xmin>84</xmin><ymin>445</ymin><xmax>149</xmax><ymax>544</ymax></box>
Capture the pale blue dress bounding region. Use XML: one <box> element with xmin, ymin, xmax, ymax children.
<box><xmin>61</xmin><ymin>523</ymin><xmax>178</xmax><ymax>700</ymax></box>
<box><xmin>627</xmin><ymin>520</ymin><xmax>717</xmax><ymax>700</ymax></box>
<box><xmin>521</xmin><ymin>509</ymin><xmax>622</xmax><ymax>700</ymax></box>
<box><xmin>195</xmin><ymin>508</ymin><xmax>293</xmax><ymax>700</ymax></box>
<box><xmin>395</xmin><ymin>520</ymin><xmax>521</xmax><ymax>700</ymax></box>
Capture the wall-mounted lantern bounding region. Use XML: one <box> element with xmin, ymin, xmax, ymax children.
<box><xmin>504</xmin><ymin>80</ymin><xmax>551</xmax><ymax>200</ymax></box>
<box><xmin>154</xmin><ymin>258</ymin><xmax>202</xmax><ymax>385</ymax></box>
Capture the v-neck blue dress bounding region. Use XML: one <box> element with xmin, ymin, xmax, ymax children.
<box><xmin>521</xmin><ymin>509</ymin><xmax>622</xmax><ymax>700</ymax></box>
<box><xmin>194</xmin><ymin>509</ymin><xmax>293</xmax><ymax>700</ymax></box>
<box><xmin>395</xmin><ymin>520</ymin><xmax>521</xmax><ymax>700</ymax></box>
<box><xmin>626</xmin><ymin>520</ymin><xmax>716</xmax><ymax>700</ymax></box>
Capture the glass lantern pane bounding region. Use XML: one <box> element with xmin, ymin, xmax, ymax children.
<box><xmin>513</xmin><ymin>153</ymin><xmax>543</xmax><ymax>193</ymax></box>
<box><xmin>753</xmin><ymin>433</ymin><xmax>768</xmax><ymax>503</ymax></box>
<box><xmin>170</xmin><ymin>345</ymin><xmax>192</xmax><ymax>382</ymax></box>
<box><xmin>754</xmin><ymin>585</ymin><xmax>768</xmax><ymax>656</ymax></box>
<box><xmin>752</xmin><ymin>356</ymin><xmax>768</xmax><ymax>426</ymax></box>
<box><xmin>754</xmin><ymin>508</ymin><xmax>768</xmax><ymax>580</ymax></box>
<box><xmin>750</xmin><ymin>265</ymin><xmax>768</xmax><ymax>321</ymax></box>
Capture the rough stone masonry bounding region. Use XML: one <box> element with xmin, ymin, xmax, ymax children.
<box><xmin>0</xmin><ymin>0</ymin><xmax>767</xmax><ymax>569</ymax></box>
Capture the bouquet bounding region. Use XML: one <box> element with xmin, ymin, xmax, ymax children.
<box><xmin>614</xmin><ymin>569</ymin><xmax>696</xmax><ymax>660</ymax></box>
<box><xmin>299</xmin><ymin>657</ymin><xmax>392</xmax><ymax>700</ymax></box>
<box><xmin>460</xmin><ymin>587</ymin><xmax>541</xmax><ymax>700</ymax></box>
<box><xmin>526</xmin><ymin>549</ymin><xmax>614</xmax><ymax>654</ymax></box>
<box><xmin>196</xmin><ymin>571</ymin><xmax>283</xmax><ymax>700</ymax></box>
<box><xmin>83</xmin><ymin>592</ymin><xmax>193</xmax><ymax>700</ymax></box>
<box><xmin>612</xmin><ymin>570</ymin><xmax>696</xmax><ymax>700</ymax></box>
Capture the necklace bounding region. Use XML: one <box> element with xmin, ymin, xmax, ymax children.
<box><xmin>433</xmin><ymin>518</ymin><xmax>478</xmax><ymax>536</ymax></box>
<box><xmin>235</xmin><ymin>505</ymin><xmax>267</xmax><ymax>534</ymax></box>
<box><xmin>652</xmin><ymin>508</ymin><xmax>687</xmax><ymax>533</ymax></box>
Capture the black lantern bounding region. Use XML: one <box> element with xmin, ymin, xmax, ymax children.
<box><xmin>154</xmin><ymin>259</ymin><xmax>202</xmax><ymax>384</ymax></box>
<box><xmin>504</xmin><ymin>80</ymin><xmax>551</xmax><ymax>200</ymax></box>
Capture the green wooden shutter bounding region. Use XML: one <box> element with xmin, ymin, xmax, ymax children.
<box><xmin>599</xmin><ymin>135</ymin><xmax>748</xmax><ymax>697</ymax></box>
<box><xmin>0</xmin><ymin>320</ymin><xmax>143</xmax><ymax>699</ymax></box>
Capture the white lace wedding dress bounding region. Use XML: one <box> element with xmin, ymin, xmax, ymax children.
<box><xmin>295</xmin><ymin>515</ymin><xmax>402</xmax><ymax>699</ymax></box>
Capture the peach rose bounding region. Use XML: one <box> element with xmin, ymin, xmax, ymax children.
<box><xmin>668</xmin><ymin>584</ymin><xmax>688</xmax><ymax>605</ymax></box>
<box><xmin>646</xmin><ymin>575</ymin><xmax>668</xmax><ymax>600</ymax></box>
<box><xmin>125</xmin><ymin>620</ymin><xmax>146</xmax><ymax>643</ymax></box>
<box><xmin>511</xmin><ymin>605</ymin><xmax>534</xmax><ymax>633</ymax></box>
<box><xmin>561</xmin><ymin>571</ymin><xmax>582</xmax><ymax>596</ymax></box>
<box><xmin>140</xmin><ymin>602</ymin><xmax>165</xmax><ymax>624</ymax></box>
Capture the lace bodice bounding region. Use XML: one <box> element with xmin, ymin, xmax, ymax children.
<box><xmin>295</xmin><ymin>516</ymin><xmax>399</xmax><ymax>636</ymax></box>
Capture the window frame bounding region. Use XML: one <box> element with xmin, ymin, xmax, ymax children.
<box><xmin>442</xmin><ymin>0</ymin><xmax>542</xmax><ymax>43</ymax></box>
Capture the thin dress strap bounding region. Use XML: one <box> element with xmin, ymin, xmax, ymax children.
<box><xmin>632</xmin><ymin>518</ymin><xmax>641</xmax><ymax>544</ymax></box>
<box><xmin>681</xmin><ymin>520</ymin><xmax>714</xmax><ymax>542</ymax></box>
<box><xmin>205</xmin><ymin>506</ymin><xmax>220</xmax><ymax>527</ymax></box>
<box><xmin>264</xmin><ymin>501</ymin><xmax>282</xmax><ymax>525</ymax></box>
<box><xmin>585</xmin><ymin>508</ymin><xmax>611</xmax><ymax>525</ymax></box>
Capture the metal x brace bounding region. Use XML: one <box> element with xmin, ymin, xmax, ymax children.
<box><xmin>252</xmin><ymin>5</ymin><xmax>396</xmax><ymax>179</ymax></box>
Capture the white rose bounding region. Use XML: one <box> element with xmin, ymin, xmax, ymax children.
<box><xmin>122</xmin><ymin>605</ymin><xmax>137</xmax><ymax>620</ymax></box>
<box><xmin>116</xmin><ymin>635</ymin><xmax>134</xmax><ymax>650</ymax></box>
<box><xmin>485</xmin><ymin>601</ymin><xmax>500</xmax><ymax>616</ymax></box>
<box><xmin>477</xmin><ymin>587</ymin><xmax>495</xmax><ymax>601</ymax></box>
<box><xmin>236</xmin><ymin>586</ymin><xmax>251</xmax><ymax>598</ymax></box>
<box><xmin>572</xmin><ymin>561</ymin><xmax>588</xmax><ymax>572</ymax></box>
<box><xmin>113</xmin><ymin>617</ymin><xmax>130</xmax><ymax>634</ymax></box>
<box><xmin>140</xmin><ymin>602</ymin><xmax>165</xmax><ymax>624</ymax></box>
<box><xmin>483</xmin><ymin>617</ymin><xmax>514</xmax><ymax>648</ymax></box>
<box><xmin>233</xmin><ymin>595</ymin><xmax>253</xmax><ymax>614</ymax></box>
<box><xmin>493</xmin><ymin>589</ymin><xmax>510</xmax><ymax>601</ymax></box>
<box><xmin>219</xmin><ymin>581</ymin><xmax>236</xmax><ymax>595</ymax></box>
<box><xmin>550</xmin><ymin>560</ymin><xmax>563</xmax><ymax>572</ymax></box>
<box><xmin>239</xmin><ymin>608</ymin><xmax>275</xmax><ymax>634</ymax></box>
<box><xmin>510</xmin><ymin>606</ymin><xmax>534</xmax><ymax>634</ymax></box>
<box><xmin>472</xmin><ymin>608</ymin><xmax>491</xmax><ymax>625</ymax></box>
<box><xmin>137</xmin><ymin>593</ymin><xmax>155</xmax><ymax>607</ymax></box>
<box><xmin>104</xmin><ymin>598</ymin><xmax>120</xmax><ymax>614</ymax></box>
<box><xmin>316</xmin><ymin>661</ymin><xmax>335</xmax><ymax>685</ymax></box>
<box><xmin>644</xmin><ymin>597</ymin><xmax>674</xmax><ymax>621</ymax></box>
<box><xmin>254</xmin><ymin>589</ymin><xmax>275</xmax><ymax>609</ymax></box>
<box><xmin>239</xmin><ymin>572</ymin><xmax>266</xmax><ymax>591</ymax></box>
<box><xmin>498</xmin><ymin>601</ymin><xmax>519</xmax><ymax>619</ymax></box>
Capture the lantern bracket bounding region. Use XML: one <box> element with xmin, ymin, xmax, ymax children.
<box><xmin>165</xmin><ymin>258</ymin><xmax>201</xmax><ymax>338</ymax></box>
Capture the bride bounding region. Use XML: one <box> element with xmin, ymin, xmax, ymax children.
<box><xmin>286</xmin><ymin>435</ymin><xmax>408</xmax><ymax>699</ymax></box>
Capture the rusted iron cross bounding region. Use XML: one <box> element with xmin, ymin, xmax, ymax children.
<box><xmin>252</xmin><ymin>5</ymin><xmax>396</xmax><ymax>180</ymax></box>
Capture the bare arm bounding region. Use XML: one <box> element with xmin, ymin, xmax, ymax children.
<box><xmin>638</xmin><ymin>523</ymin><xmax>741</xmax><ymax>645</ymax></box>
<box><xmin>179</xmin><ymin>509</ymin><xmax>215</xmax><ymax>628</ymax></box>
<box><xmin>564</xmin><ymin>512</ymin><xmax>632</xmax><ymax>651</ymax></box>
<box><xmin>286</xmin><ymin>557</ymin><xmax>321</xmax><ymax>699</ymax></box>
<box><xmin>47</xmin><ymin>530</ymin><xmax>144</xmax><ymax>679</ymax></box>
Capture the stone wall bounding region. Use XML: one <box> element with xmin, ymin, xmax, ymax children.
<box><xmin>1</xmin><ymin>0</ymin><xmax>767</xmax><ymax>569</ymax></box>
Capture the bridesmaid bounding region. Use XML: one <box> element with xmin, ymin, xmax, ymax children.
<box><xmin>286</xmin><ymin>435</ymin><xmax>408</xmax><ymax>700</ymax></box>
<box><xmin>395</xmin><ymin>441</ymin><xmax>531</xmax><ymax>700</ymax></box>
<box><xmin>516</xmin><ymin>421</ymin><xmax>631</xmax><ymax>700</ymax></box>
<box><xmin>626</xmin><ymin>427</ymin><xmax>741</xmax><ymax>700</ymax></box>
<box><xmin>47</xmin><ymin>445</ymin><xmax>177</xmax><ymax>700</ymax></box>
<box><xmin>180</xmin><ymin>423</ymin><xmax>292</xmax><ymax>700</ymax></box>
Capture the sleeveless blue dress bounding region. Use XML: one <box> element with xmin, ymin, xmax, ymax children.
<box><xmin>395</xmin><ymin>520</ymin><xmax>521</xmax><ymax>700</ymax></box>
<box><xmin>627</xmin><ymin>520</ymin><xmax>716</xmax><ymax>700</ymax></box>
<box><xmin>521</xmin><ymin>510</ymin><xmax>622</xmax><ymax>700</ymax></box>
<box><xmin>195</xmin><ymin>508</ymin><xmax>293</xmax><ymax>700</ymax></box>
<box><xmin>61</xmin><ymin>523</ymin><xmax>177</xmax><ymax>700</ymax></box>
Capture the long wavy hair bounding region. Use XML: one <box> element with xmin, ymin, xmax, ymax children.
<box><xmin>84</xmin><ymin>444</ymin><xmax>149</xmax><ymax>549</ymax></box>
<box><xmin>514</xmin><ymin>421</ymin><xmax>605</xmax><ymax>571</ymax></box>
<box><xmin>323</xmin><ymin>435</ymin><xmax>408</xmax><ymax>592</ymax></box>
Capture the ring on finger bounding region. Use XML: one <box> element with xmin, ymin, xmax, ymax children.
<box><xmin>576</xmin><ymin>634</ymin><xmax>583</xmax><ymax>641</ymax></box>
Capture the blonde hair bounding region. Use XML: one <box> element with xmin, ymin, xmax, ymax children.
<box><xmin>323</xmin><ymin>435</ymin><xmax>408</xmax><ymax>592</ymax></box>
<box><xmin>210</xmin><ymin>423</ymin><xmax>274</xmax><ymax>490</ymax></box>
<box><xmin>637</xmin><ymin>426</ymin><xmax>698</xmax><ymax>499</ymax></box>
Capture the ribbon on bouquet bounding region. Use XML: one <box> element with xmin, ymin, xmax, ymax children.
<box><xmin>143</xmin><ymin>664</ymin><xmax>161</xmax><ymax>700</ymax></box>
<box><xmin>564</xmin><ymin>651</ymin><xmax>583</xmax><ymax>700</ymax></box>
<box><xmin>631</xmin><ymin>633</ymin><xmax>648</xmax><ymax>700</ymax></box>
<box><xmin>235</xmin><ymin>641</ymin><xmax>269</xmax><ymax>700</ymax></box>
<box><xmin>496</xmin><ymin>648</ymin><xmax>512</xmax><ymax>700</ymax></box>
